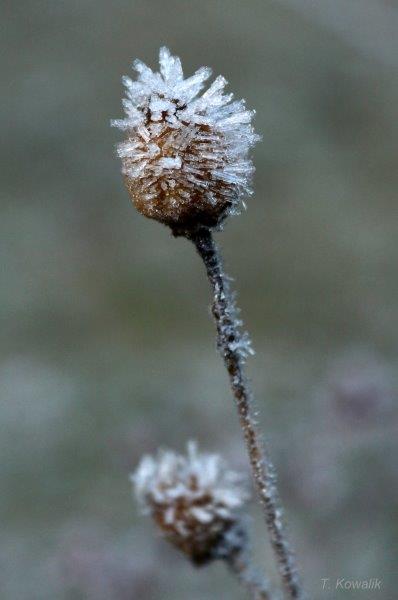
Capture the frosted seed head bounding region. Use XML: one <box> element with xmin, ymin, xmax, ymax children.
<box><xmin>131</xmin><ymin>441</ymin><xmax>250</xmax><ymax>565</ymax></box>
<box><xmin>112</xmin><ymin>48</ymin><xmax>259</xmax><ymax>233</ymax></box>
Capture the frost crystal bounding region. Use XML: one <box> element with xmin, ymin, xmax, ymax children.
<box><xmin>112</xmin><ymin>47</ymin><xmax>259</xmax><ymax>231</ymax></box>
<box><xmin>131</xmin><ymin>441</ymin><xmax>249</xmax><ymax>564</ymax></box>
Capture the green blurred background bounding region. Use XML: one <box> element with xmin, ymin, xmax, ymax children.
<box><xmin>2</xmin><ymin>1</ymin><xmax>398</xmax><ymax>598</ymax></box>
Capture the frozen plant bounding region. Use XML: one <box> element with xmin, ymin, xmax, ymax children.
<box><xmin>132</xmin><ymin>441</ymin><xmax>249</xmax><ymax>564</ymax></box>
<box><xmin>111</xmin><ymin>46</ymin><xmax>259</xmax><ymax>233</ymax></box>
<box><xmin>112</xmin><ymin>48</ymin><xmax>302</xmax><ymax>599</ymax></box>
<box><xmin>132</xmin><ymin>442</ymin><xmax>272</xmax><ymax>599</ymax></box>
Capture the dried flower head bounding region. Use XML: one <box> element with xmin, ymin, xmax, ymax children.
<box><xmin>112</xmin><ymin>47</ymin><xmax>259</xmax><ymax>232</ymax></box>
<box><xmin>131</xmin><ymin>441</ymin><xmax>249</xmax><ymax>565</ymax></box>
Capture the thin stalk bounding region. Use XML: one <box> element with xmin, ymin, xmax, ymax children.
<box><xmin>226</xmin><ymin>550</ymin><xmax>276</xmax><ymax>600</ymax></box>
<box><xmin>185</xmin><ymin>227</ymin><xmax>302</xmax><ymax>600</ymax></box>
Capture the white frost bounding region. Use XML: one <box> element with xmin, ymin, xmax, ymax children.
<box><xmin>131</xmin><ymin>441</ymin><xmax>249</xmax><ymax>525</ymax></box>
<box><xmin>112</xmin><ymin>47</ymin><xmax>260</xmax><ymax>215</ymax></box>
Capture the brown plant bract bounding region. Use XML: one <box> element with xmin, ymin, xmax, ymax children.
<box><xmin>152</xmin><ymin>500</ymin><xmax>236</xmax><ymax>565</ymax></box>
<box><xmin>122</xmin><ymin>116</ymin><xmax>233</xmax><ymax>232</ymax></box>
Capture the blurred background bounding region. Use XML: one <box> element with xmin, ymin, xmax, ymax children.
<box><xmin>2</xmin><ymin>1</ymin><xmax>398</xmax><ymax>598</ymax></box>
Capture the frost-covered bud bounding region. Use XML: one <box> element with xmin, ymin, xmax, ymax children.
<box><xmin>112</xmin><ymin>47</ymin><xmax>259</xmax><ymax>232</ymax></box>
<box><xmin>131</xmin><ymin>442</ymin><xmax>249</xmax><ymax>565</ymax></box>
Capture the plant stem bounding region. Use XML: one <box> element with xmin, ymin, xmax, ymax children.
<box><xmin>227</xmin><ymin>551</ymin><xmax>276</xmax><ymax>600</ymax></box>
<box><xmin>185</xmin><ymin>227</ymin><xmax>302</xmax><ymax>600</ymax></box>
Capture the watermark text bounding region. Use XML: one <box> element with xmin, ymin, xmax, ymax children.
<box><xmin>321</xmin><ymin>577</ymin><xmax>382</xmax><ymax>591</ymax></box>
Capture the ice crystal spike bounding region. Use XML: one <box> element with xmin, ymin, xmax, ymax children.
<box><xmin>131</xmin><ymin>442</ymin><xmax>249</xmax><ymax>565</ymax></box>
<box><xmin>112</xmin><ymin>47</ymin><xmax>260</xmax><ymax>232</ymax></box>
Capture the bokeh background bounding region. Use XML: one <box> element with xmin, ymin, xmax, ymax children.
<box><xmin>2</xmin><ymin>1</ymin><xmax>398</xmax><ymax>598</ymax></box>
